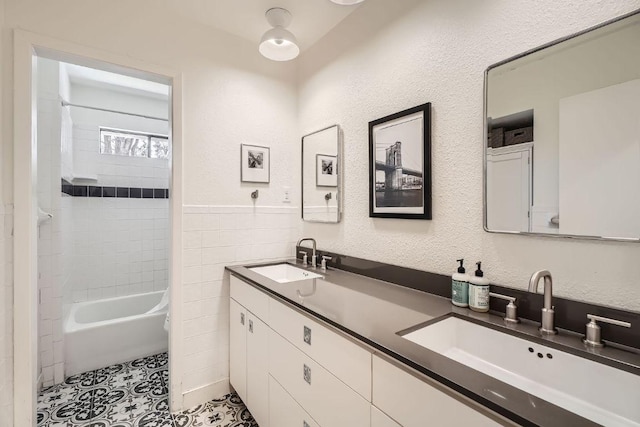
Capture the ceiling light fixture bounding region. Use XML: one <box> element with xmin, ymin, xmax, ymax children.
<box><xmin>329</xmin><ymin>0</ymin><xmax>366</xmax><ymax>5</ymax></box>
<box><xmin>259</xmin><ymin>7</ymin><xmax>300</xmax><ymax>62</ymax></box>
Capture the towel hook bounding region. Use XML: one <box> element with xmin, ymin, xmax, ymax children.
<box><xmin>251</xmin><ymin>190</ymin><xmax>259</xmax><ymax>199</ymax></box>
<box><xmin>324</xmin><ymin>192</ymin><xmax>332</xmax><ymax>201</ymax></box>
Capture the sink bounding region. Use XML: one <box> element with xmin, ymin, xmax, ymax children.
<box><xmin>249</xmin><ymin>263</ymin><xmax>323</xmax><ymax>284</ymax></box>
<box><xmin>400</xmin><ymin>316</ymin><xmax>640</xmax><ymax>426</ymax></box>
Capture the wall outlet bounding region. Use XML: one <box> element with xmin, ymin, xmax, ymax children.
<box><xmin>283</xmin><ymin>186</ymin><xmax>291</xmax><ymax>203</ymax></box>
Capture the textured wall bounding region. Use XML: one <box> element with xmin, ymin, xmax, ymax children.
<box><xmin>298</xmin><ymin>0</ymin><xmax>640</xmax><ymax>311</ymax></box>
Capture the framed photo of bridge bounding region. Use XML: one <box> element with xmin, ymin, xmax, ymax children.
<box><xmin>369</xmin><ymin>103</ymin><xmax>432</xmax><ymax>219</ymax></box>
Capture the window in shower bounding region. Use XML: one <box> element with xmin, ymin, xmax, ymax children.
<box><xmin>100</xmin><ymin>127</ymin><xmax>169</xmax><ymax>159</ymax></box>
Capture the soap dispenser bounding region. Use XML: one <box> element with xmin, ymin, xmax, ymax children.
<box><xmin>452</xmin><ymin>259</ymin><xmax>470</xmax><ymax>307</ymax></box>
<box><xmin>469</xmin><ymin>261</ymin><xmax>490</xmax><ymax>312</ymax></box>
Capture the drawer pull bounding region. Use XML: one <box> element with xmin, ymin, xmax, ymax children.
<box><xmin>303</xmin><ymin>422</ymin><xmax>310</xmax><ymax>427</ymax></box>
<box><xmin>240</xmin><ymin>312</ymin><xmax>245</xmax><ymax>325</ymax></box>
<box><xmin>303</xmin><ymin>326</ymin><xmax>311</xmax><ymax>345</ymax></box>
<box><xmin>249</xmin><ymin>319</ymin><xmax>254</xmax><ymax>333</ymax></box>
<box><xmin>303</xmin><ymin>364</ymin><xmax>311</xmax><ymax>385</ymax></box>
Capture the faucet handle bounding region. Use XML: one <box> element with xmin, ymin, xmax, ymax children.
<box><xmin>298</xmin><ymin>251</ymin><xmax>308</xmax><ymax>266</ymax></box>
<box><xmin>320</xmin><ymin>256</ymin><xmax>332</xmax><ymax>272</ymax></box>
<box><xmin>583</xmin><ymin>314</ymin><xmax>631</xmax><ymax>347</ymax></box>
<box><xmin>489</xmin><ymin>293</ymin><xmax>519</xmax><ymax>324</ymax></box>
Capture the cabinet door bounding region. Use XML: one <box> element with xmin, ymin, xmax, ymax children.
<box><xmin>247</xmin><ymin>313</ymin><xmax>269</xmax><ymax>427</ymax></box>
<box><xmin>229</xmin><ymin>298</ymin><xmax>247</xmax><ymax>403</ymax></box>
<box><xmin>269</xmin><ymin>375</ymin><xmax>320</xmax><ymax>427</ymax></box>
<box><xmin>373</xmin><ymin>355</ymin><xmax>504</xmax><ymax>427</ymax></box>
<box><xmin>270</xmin><ymin>329</ymin><xmax>370</xmax><ymax>427</ymax></box>
<box><xmin>371</xmin><ymin>405</ymin><xmax>401</xmax><ymax>427</ymax></box>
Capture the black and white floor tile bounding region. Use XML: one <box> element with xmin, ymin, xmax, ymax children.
<box><xmin>171</xmin><ymin>394</ymin><xmax>258</xmax><ymax>427</ymax></box>
<box><xmin>37</xmin><ymin>353</ymin><xmax>257</xmax><ymax>427</ymax></box>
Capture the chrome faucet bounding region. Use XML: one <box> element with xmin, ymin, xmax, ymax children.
<box><xmin>528</xmin><ymin>270</ymin><xmax>557</xmax><ymax>335</ymax></box>
<box><xmin>297</xmin><ymin>238</ymin><xmax>317</xmax><ymax>267</ymax></box>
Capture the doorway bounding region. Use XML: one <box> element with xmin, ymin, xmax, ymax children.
<box><xmin>13</xmin><ymin>31</ymin><xmax>183</xmax><ymax>425</ymax></box>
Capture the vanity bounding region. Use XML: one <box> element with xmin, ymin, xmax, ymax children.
<box><xmin>227</xmin><ymin>259</ymin><xmax>640</xmax><ymax>427</ymax></box>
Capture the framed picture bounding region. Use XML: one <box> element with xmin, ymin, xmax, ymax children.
<box><xmin>369</xmin><ymin>103</ymin><xmax>431</xmax><ymax>219</ymax></box>
<box><xmin>316</xmin><ymin>154</ymin><xmax>337</xmax><ymax>187</ymax></box>
<box><xmin>241</xmin><ymin>144</ymin><xmax>270</xmax><ymax>183</ymax></box>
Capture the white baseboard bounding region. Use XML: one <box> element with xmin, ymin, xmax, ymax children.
<box><xmin>181</xmin><ymin>378</ymin><xmax>230</xmax><ymax>410</ymax></box>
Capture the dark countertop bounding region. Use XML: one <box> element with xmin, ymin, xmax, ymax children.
<box><xmin>226</xmin><ymin>260</ymin><xmax>640</xmax><ymax>427</ymax></box>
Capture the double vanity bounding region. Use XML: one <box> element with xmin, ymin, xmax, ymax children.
<box><xmin>227</xmin><ymin>258</ymin><xmax>640</xmax><ymax>427</ymax></box>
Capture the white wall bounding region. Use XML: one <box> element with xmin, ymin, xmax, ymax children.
<box><xmin>68</xmin><ymin>83</ymin><xmax>170</xmax><ymax>302</ymax></box>
<box><xmin>36</xmin><ymin>57</ymin><xmax>66</xmax><ymax>389</ymax></box>
<box><xmin>298</xmin><ymin>0</ymin><xmax>640</xmax><ymax>312</ymax></box>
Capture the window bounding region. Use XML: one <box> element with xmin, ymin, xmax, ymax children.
<box><xmin>100</xmin><ymin>128</ymin><xmax>169</xmax><ymax>159</ymax></box>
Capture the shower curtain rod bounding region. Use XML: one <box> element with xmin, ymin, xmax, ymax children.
<box><xmin>61</xmin><ymin>100</ymin><xmax>168</xmax><ymax>122</ymax></box>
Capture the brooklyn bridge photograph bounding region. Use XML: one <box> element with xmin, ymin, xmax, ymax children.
<box><xmin>369</xmin><ymin>103</ymin><xmax>431</xmax><ymax>219</ymax></box>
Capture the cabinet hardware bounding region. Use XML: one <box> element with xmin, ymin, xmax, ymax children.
<box><xmin>303</xmin><ymin>326</ymin><xmax>311</xmax><ymax>345</ymax></box>
<box><xmin>240</xmin><ymin>312</ymin><xmax>245</xmax><ymax>325</ymax></box>
<box><xmin>303</xmin><ymin>422</ymin><xmax>310</xmax><ymax>427</ymax></box>
<box><xmin>249</xmin><ymin>319</ymin><xmax>254</xmax><ymax>333</ymax></box>
<box><xmin>303</xmin><ymin>364</ymin><xmax>311</xmax><ymax>385</ymax></box>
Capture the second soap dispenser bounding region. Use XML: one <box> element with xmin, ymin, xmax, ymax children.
<box><xmin>469</xmin><ymin>262</ymin><xmax>490</xmax><ymax>312</ymax></box>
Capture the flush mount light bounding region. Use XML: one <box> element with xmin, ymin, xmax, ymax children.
<box><xmin>259</xmin><ymin>7</ymin><xmax>300</xmax><ymax>61</ymax></box>
<box><xmin>329</xmin><ymin>0</ymin><xmax>366</xmax><ymax>5</ymax></box>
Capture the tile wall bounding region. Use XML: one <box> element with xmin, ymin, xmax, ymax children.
<box><xmin>67</xmin><ymin>83</ymin><xmax>170</xmax><ymax>303</ymax></box>
<box><xmin>37</xmin><ymin>58</ymin><xmax>69</xmax><ymax>388</ymax></box>
<box><xmin>180</xmin><ymin>205</ymin><xmax>300</xmax><ymax>395</ymax></box>
<box><xmin>70</xmin><ymin>197</ymin><xmax>169</xmax><ymax>302</ymax></box>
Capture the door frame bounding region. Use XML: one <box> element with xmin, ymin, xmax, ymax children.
<box><xmin>13</xmin><ymin>29</ymin><xmax>184</xmax><ymax>424</ymax></box>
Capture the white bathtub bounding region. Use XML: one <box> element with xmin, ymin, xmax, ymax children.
<box><xmin>64</xmin><ymin>291</ymin><xmax>168</xmax><ymax>376</ymax></box>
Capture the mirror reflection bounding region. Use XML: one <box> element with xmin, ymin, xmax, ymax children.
<box><xmin>485</xmin><ymin>11</ymin><xmax>640</xmax><ymax>240</ymax></box>
<box><xmin>302</xmin><ymin>125</ymin><xmax>341</xmax><ymax>223</ymax></box>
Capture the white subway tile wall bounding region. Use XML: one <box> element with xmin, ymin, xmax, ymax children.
<box><xmin>37</xmin><ymin>58</ymin><xmax>70</xmax><ymax>388</ymax></box>
<box><xmin>70</xmin><ymin>197</ymin><xmax>169</xmax><ymax>302</ymax></box>
<box><xmin>0</xmin><ymin>205</ymin><xmax>14</xmax><ymax>426</ymax></box>
<box><xmin>68</xmin><ymin>82</ymin><xmax>170</xmax><ymax>303</ymax></box>
<box><xmin>180</xmin><ymin>205</ymin><xmax>301</xmax><ymax>393</ymax></box>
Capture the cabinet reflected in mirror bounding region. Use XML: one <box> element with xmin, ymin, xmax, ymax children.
<box><xmin>302</xmin><ymin>125</ymin><xmax>341</xmax><ymax>223</ymax></box>
<box><xmin>484</xmin><ymin>10</ymin><xmax>640</xmax><ymax>241</ymax></box>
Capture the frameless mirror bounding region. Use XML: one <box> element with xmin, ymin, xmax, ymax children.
<box><xmin>484</xmin><ymin>9</ymin><xmax>640</xmax><ymax>241</ymax></box>
<box><xmin>302</xmin><ymin>125</ymin><xmax>341</xmax><ymax>223</ymax></box>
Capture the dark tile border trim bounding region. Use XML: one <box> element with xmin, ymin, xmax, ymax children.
<box><xmin>296</xmin><ymin>246</ymin><xmax>640</xmax><ymax>350</ymax></box>
<box><xmin>61</xmin><ymin>179</ymin><xmax>169</xmax><ymax>199</ymax></box>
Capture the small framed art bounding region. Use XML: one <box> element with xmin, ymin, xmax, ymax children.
<box><xmin>241</xmin><ymin>144</ymin><xmax>270</xmax><ymax>183</ymax></box>
<box><xmin>316</xmin><ymin>154</ymin><xmax>337</xmax><ymax>187</ymax></box>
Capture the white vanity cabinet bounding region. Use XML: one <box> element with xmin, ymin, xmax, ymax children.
<box><xmin>230</xmin><ymin>277</ymin><xmax>270</xmax><ymax>427</ymax></box>
<box><xmin>372</xmin><ymin>355</ymin><xmax>508</xmax><ymax>427</ymax></box>
<box><xmin>230</xmin><ymin>274</ymin><xmax>510</xmax><ymax>427</ymax></box>
<box><xmin>269</xmin><ymin>375</ymin><xmax>320</xmax><ymax>427</ymax></box>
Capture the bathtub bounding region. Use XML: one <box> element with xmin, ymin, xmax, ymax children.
<box><xmin>64</xmin><ymin>291</ymin><xmax>168</xmax><ymax>376</ymax></box>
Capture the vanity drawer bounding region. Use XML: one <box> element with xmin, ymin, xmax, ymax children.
<box><xmin>372</xmin><ymin>355</ymin><xmax>506</xmax><ymax>427</ymax></box>
<box><xmin>230</xmin><ymin>276</ymin><xmax>269</xmax><ymax>321</ymax></box>
<box><xmin>269</xmin><ymin>329</ymin><xmax>371</xmax><ymax>427</ymax></box>
<box><xmin>269</xmin><ymin>375</ymin><xmax>320</xmax><ymax>427</ymax></box>
<box><xmin>269</xmin><ymin>298</ymin><xmax>372</xmax><ymax>400</ymax></box>
<box><xmin>371</xmin><ymin>405</ymin><xmax>401</xmax><ymax>427</ymax></box>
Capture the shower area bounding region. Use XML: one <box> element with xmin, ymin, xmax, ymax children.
<box><xmin>35</xmin><ymin>57</ymin><xmax>171</xmax><ymax>390</ymax></box>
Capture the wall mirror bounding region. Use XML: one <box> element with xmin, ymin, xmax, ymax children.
<box><xmin>484</xmin><ymin>9</ymin><xmax>640</xmax><ymax>241</ymax></box>
<box><xmin>302</xmin><ymin>125</ymin><xmax>341</xmax><ymax>223</ymax></box>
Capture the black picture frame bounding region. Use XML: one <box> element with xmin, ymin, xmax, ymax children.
<box><xmin>369</xmin><ymin>103</ymin><xmax>431</xmax><ymax>219</ymax></box>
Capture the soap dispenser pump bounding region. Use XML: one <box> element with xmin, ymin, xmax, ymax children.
<box><xmin>452</xmin><ymin>259</ymin><xmax>470</xmax><ymax>307</ymax></box>
<box><xmin>469</xmin><ymin>261</ymin><xmax>490</xmax><ymax>312</ymax></box>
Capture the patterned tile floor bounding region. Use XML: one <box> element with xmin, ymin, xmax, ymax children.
<box><xmin>37</xmin><ymin>353</ymin><xmax>258</xmax><ymax>427</ymax></box>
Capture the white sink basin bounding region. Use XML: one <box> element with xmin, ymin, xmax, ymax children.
<box><xmin>401</xmin><ymin>316</ymin><xmax>640</xmax><ymax>426</ymax></box>
<box><xmin>249</xmin><ymin>263</ymin><xmax>323</xmax><ymax>284</ymax></box>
